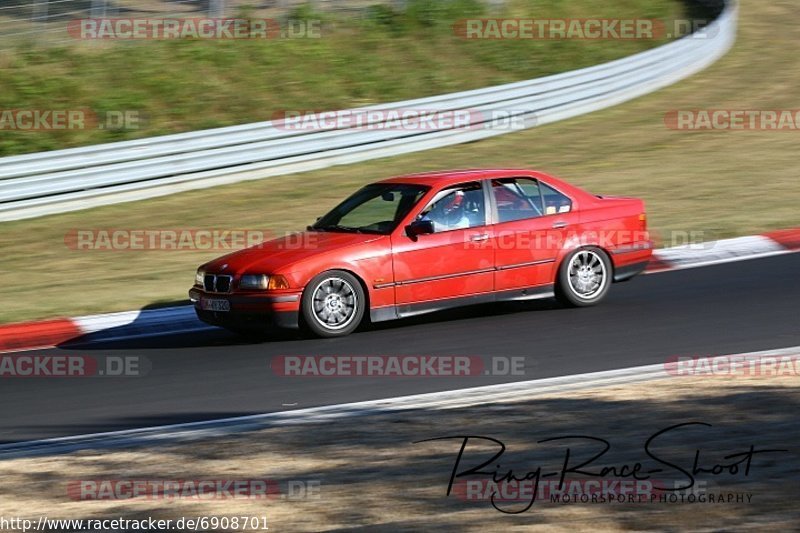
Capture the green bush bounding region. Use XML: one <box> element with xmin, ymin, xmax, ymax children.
<box><xmin>288</xmin><ymin>1</ymin><xmax>324</xmax><ymax>23</ymax></box>
<box><xmin>363</xmin><ymin>4</ymin><xmax>407</xmax><ymax>34</ymax></box>
<box><xmin>405</xmin><ymin>0</ymin><xmax>486</xmax><ymax>27</ymax></box>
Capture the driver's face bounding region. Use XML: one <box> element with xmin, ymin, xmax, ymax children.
<box><xmin>442</xmin><ymin>191</ymin><xmax>464</xmax><ymax>214</ymax></box>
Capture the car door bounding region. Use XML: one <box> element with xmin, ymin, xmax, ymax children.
<box><xmin>390</xmin><ymin>181</ymin><xmax>494</xmax><ymax>309</ymax></box>
<box><xmin>490</xmin><ymin>177</ymin><xmax>577</xmax><ymax>291</ymax></box>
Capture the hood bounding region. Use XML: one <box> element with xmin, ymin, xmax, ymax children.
<box><xmin>200</xmin><ymin>230</ymin><xmax>384</xmax><ymax>275</ymax></box>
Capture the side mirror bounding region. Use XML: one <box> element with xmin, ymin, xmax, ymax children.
<box><xmin>405</xmin><ymin>220</ymin><xmax>434</xmax><ymax>239</ymax></box>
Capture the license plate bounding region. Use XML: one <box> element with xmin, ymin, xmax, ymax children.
<box><xmin>201</xmin><ymin>298</ymin><xmax>230</xmax><ymax>312</ymax></box>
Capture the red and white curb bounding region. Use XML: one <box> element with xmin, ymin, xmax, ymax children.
<box><xmin>1</xmin><ymin>228</ymin><xmax>798</xmax><ymax>353</ymax></box>
<box><xmin>0</xmin><ymin>306</ymin><xmax>211</xmax><ymax>353</ymax></box>
<box><xmin>645</xmin><ymin>229</ymin><xmax>800</xmax><ymax>273</ymax></box>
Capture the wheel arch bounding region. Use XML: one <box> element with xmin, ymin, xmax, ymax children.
<box><xmin>300</xmin><ymin>266</ymin><xmax>372</xmax><ymax>321</ymax></box>
<box><xmin>553</xmin><ymin>242</ymin><xmax>615</xmax><ymax>283</ymax></box>
<box><xmin>335</xmin><ymin>268</ymin><xmax>372</xmax><ymax>316</ymax></box>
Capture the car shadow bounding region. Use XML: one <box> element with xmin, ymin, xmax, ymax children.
<box><xmin>363</xmin><ymin>297</ymin><xmax>564</xmax><ymax>334</ymax></box>
<box><xmin>63</xmin><ymin>295</ymin><xmax>565</xmax><ymax>351</ymax></box>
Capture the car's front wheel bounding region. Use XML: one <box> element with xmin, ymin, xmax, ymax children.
<box><xmin>555</xmin><ymin>247</ymin><xmax>612</xmax><ymax>307</ymax></box>
<box><xmin>301</xmin><ymin>270</ymin><xmax>365</xmax><ymax>337</ymax></box>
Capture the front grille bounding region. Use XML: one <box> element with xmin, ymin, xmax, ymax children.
<box><xmin>203</xmin><ymin>274</ymin><xmax>233</xmax><ymax>293</ymax></box>
<box><xmin>216</xmin><ymin>275</ymin><xmax>231</xmax><ymax>293</ymax></box>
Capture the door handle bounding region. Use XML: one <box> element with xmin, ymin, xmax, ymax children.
<box><xmin>552</xmin><ymin>221</ymin><xmax>568</xmax><ymax>229</ymax></box>
<box><xmin>470</xmin><ymin>234</ymin><xmax>490</xmax><ymax>242</ymax></box>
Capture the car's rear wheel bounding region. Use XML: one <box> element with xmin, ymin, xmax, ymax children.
<box><xmin>555</xmin><ymin>247</ymin><xmax>612</xmax><ymax>307</ymax></box>
<box><xmin>301</xmin><ymin>270</ymin><xmax>365</xmax><ymax>338</ymax></box>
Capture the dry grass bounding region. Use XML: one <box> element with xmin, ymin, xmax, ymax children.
<box><xmin>0</xmin><ymin>374</ymin><xmax>797</xmax><ymax>531</ymax></box>
<box><xmin>0</xmin><ymin>0</ymin><xmax>798</xmax><ymax>323</ymax></box>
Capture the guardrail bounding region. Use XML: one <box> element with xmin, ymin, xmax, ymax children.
<box><xmin>0</xmin><ymin>2</ymin><xmax>737</xmax><ymax>222</ymax></box>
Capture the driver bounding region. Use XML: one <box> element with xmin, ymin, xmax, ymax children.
<box><xmin>421</xmin><ymin>190</ymin><xmax>470</xmax><ymax>232</ymax></box>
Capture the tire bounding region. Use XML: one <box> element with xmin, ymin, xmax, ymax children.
<box><xmin>555</xmin><ymin>247</ymin><xmax>612</xmax><ymax>307</ymax></box>
<box><xmin>301</xmin><ymin>270</ymin><xmax>366</xmax><ymax>338</ymax></box>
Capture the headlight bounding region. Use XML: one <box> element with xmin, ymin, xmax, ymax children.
<box><xmin>238</xmin><ymin>274</ymin><xmax>290</xmax><ymax>290</ymax></box>
<box><xmin>239</xmin><ymin>274</ymin><xmax>270</xmax><ymax>290</ymax></box>
<box><xmin>195</xmin><ymin>269</ymin><xmax>204</xmax><ymax>286</ymax></box>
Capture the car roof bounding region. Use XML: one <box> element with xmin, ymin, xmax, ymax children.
<box><xmin>377</xmin><ymin>168</ymin><xmax>599</xmax><ymax>205</ymax></box>
<box><xmin>378</xmin><ymin>169</ymin><xmax>545</xmax><ymax>187</ymax></box>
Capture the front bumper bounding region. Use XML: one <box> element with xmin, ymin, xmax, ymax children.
<box><xmin>188</xmin><ymin>287</ymin><xmax>302</xmax><ymax>329</ymax></box>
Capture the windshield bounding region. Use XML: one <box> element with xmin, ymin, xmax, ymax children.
<box><xmin>312</xmin><ymin>183</ymin><xmax>429</xmax><ymax>235</ymax></box>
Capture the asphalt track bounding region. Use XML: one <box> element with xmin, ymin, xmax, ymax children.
<box><xmin>1</xmin><ymin>253</ymin><xmax>798</xmax><ymax>443</ymax></box>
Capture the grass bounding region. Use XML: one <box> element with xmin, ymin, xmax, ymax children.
<box><xmin>0</xmin><ymin>0</ymin><xmax>683</xmax><ymax>156</ymax></box>
<box><xmin>0</xmin><ymin>374</ymin><xmax>797</xmax><ymax>530</ymax></box>
<box><xmin>0</xmin><ymin>0</ymin><xmax>797</xmax><ymax>324</ymax></box>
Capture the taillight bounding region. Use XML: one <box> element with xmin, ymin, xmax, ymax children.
<box><xmin>639</xmin><ymin>213</ymin><xmax>647</xmax><ymax>231</ymax></box>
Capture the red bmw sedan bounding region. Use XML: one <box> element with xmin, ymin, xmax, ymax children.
<box><xmin>189</xmin><ymin>169</ymin><xmax>652</xmax><ymax>337</ymax></box>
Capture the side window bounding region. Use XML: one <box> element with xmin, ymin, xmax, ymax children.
<box><xmin>541</xmin><ymin>183</ymin><xmax>573</xmax><ymax>215</ymax></box>
<box><xmin>491</xmin><ymin>178</ymin><xmax>543</xmax><ymax>223</ymax></box>
<box><xmin>418</xmin><ymin>182</ymin><xmax>485</xmax><ymax>233</ymax></box>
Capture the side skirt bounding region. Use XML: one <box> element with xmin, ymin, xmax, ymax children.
<box><xmin>369</xmin><ymin>284</ymin><xmax>555</xmax><ymax>323</ymax></box>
